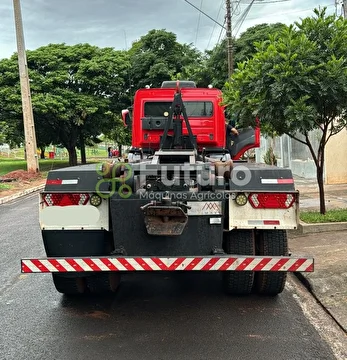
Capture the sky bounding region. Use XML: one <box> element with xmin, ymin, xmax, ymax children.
<box><xmin>0</xmin><ymin>0</ymin><xmax>339</xmax><ymax>60</ymax></box>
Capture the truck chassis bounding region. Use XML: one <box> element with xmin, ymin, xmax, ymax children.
<box><xmin>21</xmin><ymin>83</ymin><xmax>314</xmax><ymax>297</ymax></box>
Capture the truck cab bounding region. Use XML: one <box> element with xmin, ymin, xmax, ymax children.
<box><xmin>122</xmin><ymin>81</ymin><xmax>260</xmax><ymax>159</ymax></box>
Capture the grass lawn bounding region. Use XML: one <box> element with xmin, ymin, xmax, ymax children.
<box><xmin>0</xmin><ymin>157</ymin><xmax>105</xmax><ymax>176</ymax></box>
<box><xmin>0</xmin><ymin>159</ymin><xmax>72</xmax><ymax>176</ymax></box>
<box><xmin>300</xmin><ymin>208</ymin><xmax>347</xmax><ymax>223</ymax></box>
<box><xmin>0</xmin><ymin>183</ymin><xmax>12</xmax><ymax>190</ymax></box>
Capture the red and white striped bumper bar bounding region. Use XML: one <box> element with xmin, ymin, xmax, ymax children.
<box><xmin>21</xmin><ymin>256</ymin><xmax>314</xmax><ymax>273</ymax></box>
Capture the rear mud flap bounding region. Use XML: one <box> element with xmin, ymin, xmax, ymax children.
<box><xmin>141</xmin><ymin>205</ymin><xmax>188</xmax><ymax>236</ymax></box>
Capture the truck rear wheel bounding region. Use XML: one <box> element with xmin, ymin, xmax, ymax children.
<box><xmin>86</xmin><ymin>273</ymin><xmax>121</xmax><ymax>294</ymax></box>
<box><xmin>222</xmin><ymin>230</ymin><xmax>255</xmax><ymax>295</ymax></box>
<box><xmin>255</xmin><ymin>230</ymin><xmax>288</xmax><ymax>296</ymax></box>
<box><xmin>52</xmin><ymin>274</ymin><xmax>86</xmax><ymax>295</ymax></box>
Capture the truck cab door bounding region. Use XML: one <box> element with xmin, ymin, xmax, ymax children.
<box><xmin>226</xmin><ymin>125</ymin><xmax>260</xmax><ymax>160</ymax></box>
<box><xmin>121</xmin><ymin>109</ymin><xmax>132</xmax><ymax>127</ymax></box>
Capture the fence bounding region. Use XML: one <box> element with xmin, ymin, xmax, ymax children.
<box><xmin>255</xmin><ymin>130</ymin><xmax>321</xmax><ymax>179</ymax></box>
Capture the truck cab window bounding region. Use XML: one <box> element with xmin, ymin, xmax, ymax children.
<box><xmin>144</xmin><ymin>101</ymin><xmax>213</xmax><ymax>117</ymax></box>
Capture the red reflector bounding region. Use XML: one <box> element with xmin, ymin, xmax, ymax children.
<box><xmin>277</xmin><ymin>179</ymin><xmax>294</xmax><ymax>184</ymax></box>
<box><xmin>263</xmin><ymin>220</ymin><xmax>281</xmax><ymax>225</ymax></box>
<box><xmin>46</xmin><ymin>179</ymin><xmax>62</xmax><ymax>185</ymax></box>
<box><xmin>42</xmin><ymin>193</ymin><xmax>90</xmax><ymax>206</ymax></box>
<box><xmin>248</xmin><ymin>193</ymin><xmax>295</xmax><ymax>209</ymax></box>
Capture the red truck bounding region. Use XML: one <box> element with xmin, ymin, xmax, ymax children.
<box><xmin>21</xmin><ymin>80</ymin><xmax>313</xmax><ymax>297</ymax></box>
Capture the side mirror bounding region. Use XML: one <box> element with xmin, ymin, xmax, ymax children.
<box><xmin>121</xmin><ymin>109</ymin><xmax>132</xmax><ymax>127</ymax></box>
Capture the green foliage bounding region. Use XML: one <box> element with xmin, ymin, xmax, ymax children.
<box><xmin>223</xmin><ymin>8</ymin><xmax>347</xmax><ymax>213</ymax></box>
<box><xmin>128</xmin><ymin>29</ymin><xmax>203</xmax><ymax>89</ymax></box>
<box><xmin>0</xmin><ymin>121</ymin><xmax>8</xmax><ymax>144</ymax></box>
<box><xmin>103</xmin><ymin>117</ymin><xmax>132</xmax><ymax>147</ymax></box>
<box><xmin>0</xmin><ymin>183</ymin><xmax>12</xmax><ymax>191</ymax></box>
<box><xmin>0</xmin><ymin>25</ymin><xmax>292</xmax><ymax>162</ymax></box>
<box><xmin>300</xmin><ymin>208</ymin><xmax>347</xmax><ymax>223</ymax></box>
<box><xmin>197</xmin><ymin>40</ymin><xmax>228</xmax><ymax>88</ymax></box>
<box><xmin>0</xmin><ymin>44</ymin><xmax>131</xmax><ymax>165</ymax></box>
<box><xmin>223</xmin><ymin>9</ymin><xmax>347</xmax><ymax>135</ymax></box>
<box><xmin>263</xmin><ymin>147</ymin><xmax>277</xmax><ymax>166</ymax></box>
<box><xmin>234</xmin><ymin>23</ymin><xmax>287</xmax><ymax>64</ymax></box>
<box><xmin>196</xmin><ymin>23</ymin><xmax>287</xmax><ymax>89</ymax></box>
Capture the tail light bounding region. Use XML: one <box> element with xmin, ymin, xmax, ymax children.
<box><xmin>248</xmin><ymin>193</ymin><xmax>296</xmax><ymax>209</ymax></box>
<box><xmin>42</xmin><ymin>193</ymin><xmax>90</xmax><ymax>207</ymax></box>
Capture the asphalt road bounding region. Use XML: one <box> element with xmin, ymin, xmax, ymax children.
<box><xmin>0</xmin><ymin>195</ymin><xmax>341</xmax><ymax>360</ymax></box>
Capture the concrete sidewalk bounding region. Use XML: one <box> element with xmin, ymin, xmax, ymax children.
<box><xmin>289</xmin><ymin>230</ymin><xmax>347</xmax><ymax>333</ymax></box>
<box><xmin>290</xmin><ymin>176</ymin><xmax>347</xmax><ymax>333</ymax></box>
<box><xmin>295</xmin><ymin>176</ymin><xmax>347</xmax><ymax>212</ymax></box>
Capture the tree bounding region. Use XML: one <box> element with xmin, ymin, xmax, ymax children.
<box><xmin>196</xmin><ymin>23</ymin><xmax>286</xmax><ymax>89</ymax></box>
<box><xmin>0</xmin><ymin>44</ymin><xmax>130</xmax><ymax>166</ymax></box>
<box><xmin>34</xmin><ymin>113</ymin><xmax>60</xmax><ymax>159</ymax></box>
<box><xmin>0</xmin><ymin>57</ymin><xmax>25</xmax><ymax>148</ymax></box>
<box><xmin>0</xmin><ymin>121</ymin><xmax>8</xmax><ymax>144</ymax></box>
<box><xmin>233</xmin><ymin>23</ymin><xmax>287</xmax><ymax>64</ymax></box>
<box><xmin>223</xmin><ymin>8</ymin><xmax>347</xmax><ymax>214</ymax></box>
<box><xmin>103</xmin><ymin>117</ymin><xmax>132</xmax><ymax>157</ymax></box>
<box><xmin>198</xmin><ymin>40</ymin><xmax>228</xmax><ymax>88</ymax></box>
<box><xmin>128</xmin><ymin>29</ymin><xmax>203</xmax><ymax>89</ymax></box>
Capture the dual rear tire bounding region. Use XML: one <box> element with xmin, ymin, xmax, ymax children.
<box><xmin>222</xmin><ymin>230</ymin><xmax>255</xmax><ymax>295</ymax></box>
<box><xmin>222</xmin><ymin>229</ymin><xmax>288</xmax><ymax>296</ymax></box>
<box><xmin>255</xmin><ymin>230</ymin><xmax>288</xmax><ymax>296</ymax></box>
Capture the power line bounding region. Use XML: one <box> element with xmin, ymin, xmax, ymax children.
<box><xmin>206</xmin><ymin>0</ymin><xmax>224</xmax><ymax>49</ymax></box>
<box><xmin>195</xmin><ymin>0</ymin><xmax>204</xmax><ymax>44</ymax></box>
<box><xmin>192</xmin><ymin>0</ymin><xmax>322</xmax><ymax>51</ymax></box>
<box><xmin>233</xmin><ymin>0</ymin><xmax>242</xmax><ymax>16</ymax></box>
<box><xmin>234</xmin><ymin>0</ymin><xmax>256</xmax><ymax>36</ymax></box>
<box><xmin>217</xmin><ymin>17</ymin><xmax>227</xmax><ymax>44</ymax></box>
<box><xmin>183</xmin><ymin>0</ymin><xmax>226</xmax><ymax>29</ymax></box>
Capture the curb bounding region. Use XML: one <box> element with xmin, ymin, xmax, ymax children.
<box><xmin>288</xmin><ymin>221</ymin><xmax>347</xmax><ymax>235</ymax></box>
<box><xmin>293</xmin><ymin>272</ymin><xmax>347</xmax><ymax>334</ymax></box>
<box><xmin>0</xmin><ymin>184</ymin><xmax>45</xmax><ymax>205</ymax></box>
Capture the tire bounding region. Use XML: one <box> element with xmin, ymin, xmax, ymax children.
<box><xmin>52</xmin><ymin>274</ymin><xmax>86</xmax><ymax>295</ymax></box>
<box><xmin>255</xmin><ymin>230</ymin><xmax>288</xmax><ymax>296</ymax></box>
<box><xmin>223</xmin><ymin>230</ymin><xmax>255</xmax><ymax>295</ymax></box>
<box><xmin>86</xmin><ymin>273</ymin><xmax>121</xmax><ymax>294</ymax></box>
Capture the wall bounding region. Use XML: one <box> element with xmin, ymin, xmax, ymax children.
<box><xmin>255</xmin><ymin>131</ymin><xmax>319</xmax><ymax>179</ymax></box>
<box><xmin>255</xmin><ymin>129</ymin><xmax>347</xmax><ymax>184</ymax></box>
<box><xmin>325</xmin><ymin>130</ymin><xmax>347</xmax><ymax>184</ymax></box>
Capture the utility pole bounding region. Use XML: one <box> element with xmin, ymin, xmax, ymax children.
<box><xmin>226</xmin><ymin>0</ymin><xmax>233</xmax><ymax>78</ymax></box>
<box><xmin>343</xmin><ymin>0</ymin><xmax>347</xmax><ymax>19</ymax></box>
<box><xmin>13</xmin><ymin>0</ymin><xmax>39</xmax><ymax>172</ymax></box>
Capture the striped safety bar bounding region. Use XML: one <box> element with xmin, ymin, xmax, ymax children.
<box><xmin>21</xmin><ymin>256</ymin><xmax>314</xmax><ymax>273</ymax></box>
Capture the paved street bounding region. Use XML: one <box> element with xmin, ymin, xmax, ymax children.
<box><xmin>0</xmin><ymin>195</ymin><xmax>345</xmax><ymax>360</ymax></box>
